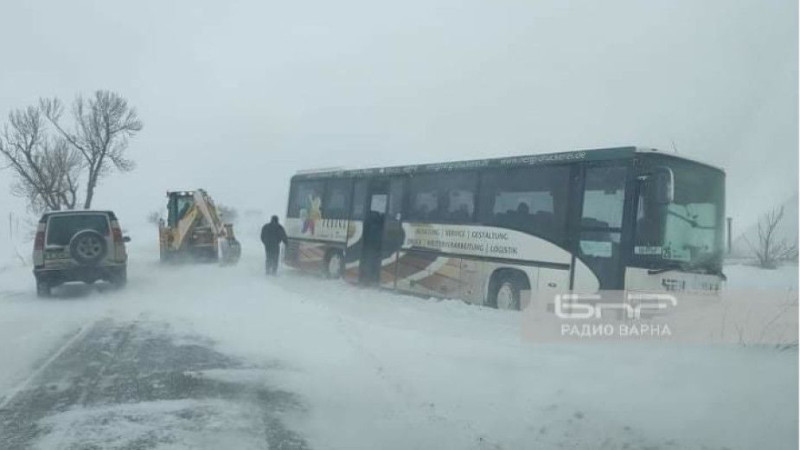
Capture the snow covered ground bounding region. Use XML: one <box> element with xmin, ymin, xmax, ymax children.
<box><xmin>0</xmin><ymin>227</ymin><xmax>797</xmax><ymax>449</ymax></box>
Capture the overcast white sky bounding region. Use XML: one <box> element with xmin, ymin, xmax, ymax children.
<box><xmin>0</xmin><ymin>0</ymin><xmax>796</xmax><ymax>233</ymax></box>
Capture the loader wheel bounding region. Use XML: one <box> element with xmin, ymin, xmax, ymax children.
<box><xmin>160</xmin><ymin>247</ymin><xmax>174</xmax><ymax>263</ymax></box>
<box><xmin>206</xmin><ymin>247</ymin><xmax>219</xmax><ymax>261</ymax></box>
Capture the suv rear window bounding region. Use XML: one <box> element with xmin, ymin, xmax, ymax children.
<box><xmin>46</xmin><ymin>214</ymin><xmax>110</xmax><ymax>246</ymax></box>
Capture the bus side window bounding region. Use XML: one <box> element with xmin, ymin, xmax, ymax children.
<box><xmin>578</xmin><ymin>165</ymin><xmax>627</xmax><ymax>289</ymax></box>
<box><xmin>413</xmin><ymin>191</ymin><xmax>438</xmax><ymax>220</ymax></box>
<box><xmin>289</xmin><ymin>180</ymin><xmax>325</xmax><ymax>219</ymax></box>
<box><xmin>408</xmin><ymin>172</ymin><xmax>478</xmax><ymax>223</ymax></box>
<box><xmin>351</xmin><ymin>180</ymin><xmax>368</xmax><ymax>221</ymax></box>
<box><xmin>479</xmin><ymin>166</ymin><xmax>569</xmax><ymax>245</ymax></box>
<box><xmin>581</xmin><ymin>166</ymin><xmax>626</xmax><ymax>231</ymax></box>
<box><xmin>408</xmin><ymin>175</ymin><xmax>441</xmax><ymax>222</ymax></box>
<box><xmin>388</xmin><ymin>178</ymin><xmax>404</xmax><ymax>218</ymax></box>
<box><xmin>442</xmin><ymin>172</ymin><xmax>477</xmax><ymax>222</ymax></box>
<box><xmin>323</xmin><ymin>179</ymin><xmax>352</xmax><ymax>220</ymax></box>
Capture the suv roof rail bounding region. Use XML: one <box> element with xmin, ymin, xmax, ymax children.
<box><xmin>41</xmin><ymin>209</ymin><xmax>114</xmax><ymax>217</ymax></box>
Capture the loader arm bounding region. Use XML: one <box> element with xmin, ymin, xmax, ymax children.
<box><xmin>192</xmin><ymin>189</ymin><xmax>241</xmax><ymax>263</ymax></box>
<box><xmin>193</xmin><ymin>190</ymin><xmax>228</xmax><ymax>238</ymax></box>
<box><xmin>173</xmin><ymin>204</ymin><xmax>200</xmax><ymax>250</ymax></box>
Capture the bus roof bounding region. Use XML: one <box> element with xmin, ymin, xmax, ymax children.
<box><xmin>292</xmin><ymin>146</ymin><xmax>723</xmax><ymax>180</ymax></box>
<box><xmin>634</xmin><ymin>147</ymin><xmax>725</xmax><ymax>173</ymax></box>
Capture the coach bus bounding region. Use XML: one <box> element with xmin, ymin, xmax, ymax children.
<box><xmin>283</xmin><ymin>146</ymin><xmax>725</xmax><ymax>310</ymax></box>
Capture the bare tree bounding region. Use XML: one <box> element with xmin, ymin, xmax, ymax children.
<box><xmin>42</xmin><ymin>91</ymin><xmax>143</xmax><ymax>209</ymax></box>
<box><xmin>0</xmin><ymin>105</ymin><xmax>82</xmax><ymax>212</ymax></box>
<box><xmin>747</xmin><ymin>206</ymin><xmax>798</xmax><ymax>269</ymax></box>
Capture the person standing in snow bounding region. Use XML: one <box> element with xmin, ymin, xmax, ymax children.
<box><xmin>261</xmin><ymin>215</ymin><xmax>288</xmax><ymax>275</ymax></box>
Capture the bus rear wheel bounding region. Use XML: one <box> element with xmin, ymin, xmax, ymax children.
<box><xmin>488</xmin><ymin>273</ymin><xmax>524</xmax><ymax>311</ymax></box>
<box><xmin>324</xmin><ymin>251</ymin><xmax>344</xmax><ymax>279</ymax></box>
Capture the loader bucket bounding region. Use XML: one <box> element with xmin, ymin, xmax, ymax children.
<box><xmin>220</xmin><ymin>237</ymin><xmax>241</xmax><ymax>265</ymax></box>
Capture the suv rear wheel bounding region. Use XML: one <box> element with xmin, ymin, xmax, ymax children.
<box><xmin>36</xmin><ymin>280</ymin><xmax>51</xmax><ymax>298</ymax></box>
<box><xmin>110</xmin><ymin>267</ymin><xmax>127</xmax><ymax>288</ymax></box>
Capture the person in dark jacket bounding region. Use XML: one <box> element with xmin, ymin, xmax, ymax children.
<box><xmin>359</xmin><ymin>210</ymin><xmax>384</xmax><ymax>284</ymax></box>
<box><xmin>261</xmin><ymin>215</ymin><xmax>288</xmax><ymax>275</ymax></box>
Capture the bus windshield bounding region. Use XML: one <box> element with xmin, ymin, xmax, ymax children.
<box><xmin>634</xmin><ymin>156</ymin><xmax>725</xmax><ymax>273</ymax></box>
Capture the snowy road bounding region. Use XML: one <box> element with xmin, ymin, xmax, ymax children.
<box><xmin>0</xmin><ymin>318</ymin><xmax>308</xmax><ymax>449</ymax></box>
<box><xmin>0</xmin><ymin>235</ymin><xmax>797</xmax><ymax>449</ymax></box>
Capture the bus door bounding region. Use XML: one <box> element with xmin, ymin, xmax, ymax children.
<box><xmin>358</xmin><ymin>177</ymin><xmax>405</xmax><ymax>287</ymax></box>
<box><xmin>381</xmin><ymin>177</ymin><xmax>405</xmax><ymax>289</ymax></box>
<box><xmin>358</xmin><ymin>180</ymin><xmax>386</xmax><ymax>285</ymax></box>
<box><xmin>570</xmin><ymin>163</ymin><xmax>630</xmax><ymax>291</ymax></box>
<box><xmin>358</xmin><ymin>177</ymin><xmax>405</xmax><ymax>289</ymax></box>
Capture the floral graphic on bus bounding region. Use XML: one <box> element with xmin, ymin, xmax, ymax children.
<box><xmin>300</xmin><ymin>194</ymin><xmax>322</xmax><ymax>235</ymax></box>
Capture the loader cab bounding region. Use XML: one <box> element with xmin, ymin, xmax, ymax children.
<box><xmin>167</xmin><ymin>191</ymin><xmax>195</xmax><ymax>227</ymax></box>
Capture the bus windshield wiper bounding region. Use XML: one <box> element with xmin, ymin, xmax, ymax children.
<box><xmin>687</xmin><ymin>259</ymin><xmax>727</xmax><ymax>280</ymax></box>
<box><xmin>648</xmin><ymin>260</ymin><xmax>726</xmax><ymax>280</ymax></box>
<box><xmin>666</xmin><ymin>210</ymin><xmax>716</xmax><ymax>230</ymax></box>
<box><xmin>647</xmin><ymin>262</ymin><xmax>687</xmax><ymax>275</ymax></box>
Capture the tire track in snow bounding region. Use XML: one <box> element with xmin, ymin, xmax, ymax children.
<box><xmin>332</xmin><ymin>313</ymin><xmax>504</xmax><ymax>449</ymax></box>
<box><xmin>273</xmin><ymin>273</ymin><xmax>506</xmax><ymax>448</ymax></box>
<box><xmin>0</xmin><ymin>318</ymin><xmax>311</xmax><ymax>450</ymax></box>
<box><xmin>0</xmin><ymin>322</ymin><xmax>93</xmax><ymax>411</ymax></box>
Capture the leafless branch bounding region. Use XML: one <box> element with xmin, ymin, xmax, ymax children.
<box><xmin>0</xmin><ymin>104</ymin><xmax>84</xmax><ymax>212</ymax></box>
<box><xmin>43</xmin><ymin>90</ymin><xmax>143</xmax><ymax>208</ymax></box>
<box><xmin>747</xmin><ymin>206</ymin><xmax>798</xmax><ymax>268</ymax></box>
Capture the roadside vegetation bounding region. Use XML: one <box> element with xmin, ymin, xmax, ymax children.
<box><xmin>0</xmin><ymin>91</ymin><xmax>142</xmax><ymax>213</ymax></box>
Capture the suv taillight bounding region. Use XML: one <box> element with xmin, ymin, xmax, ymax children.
<box><xmin>112</xmin><ymin>227</ymin><xmax>123</xmax><ymax>243</ymax></box>
<box><xmin>34</xmin><ymin>231</ymin><xmax>45</xmax><ymax>250</ymax></box>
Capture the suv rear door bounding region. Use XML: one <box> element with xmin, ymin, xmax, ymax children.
<box><xmin>44</xmin><ymin>213</ymin><xmax>112</xmax><ymax>266</ymax></box>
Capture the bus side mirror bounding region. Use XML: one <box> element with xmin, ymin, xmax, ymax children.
<box><xmin>652</xmin><ymin>166</ymin><xmax>674</xmax><ymax>204</ymax></box>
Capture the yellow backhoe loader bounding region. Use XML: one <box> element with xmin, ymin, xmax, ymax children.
<box><xmin>158</xmin><ymin>189</ymin><xmax>241</xmax><ymax>264</ymax></box>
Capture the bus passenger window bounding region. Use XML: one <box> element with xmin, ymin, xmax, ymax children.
<box><xmin>441</xmin><ymin>172</ymin><xmax>477</xmax><ymax>222</ymax></box>
<box><xmin>323</xmin><ymin>179</ymin><xmax>352</xmax><ymax>220</ymax></box>
<box><xmin>478</xmin><ymin>166</ymin><xmax>569</xmax><ymax>245</ymax></box>
<box><xmin>412</xmin><ymin>190</ymin><xmax>438</xmax><ymax>220</ymax></box>
<box><xmin>581</xmin><ymin>166</ymin><xmax>626</xmax><ymax>230</ymax></box>
<box><xmin>289</xmin><ymin>180</ymin><xmax>324</xmax><ymax>218</ymax></box>
<box><xmin>408</xmin><ymin>172</ymin><xmax>477</xmax><ymax>223</ymax></box>
<box><xmin>408</xmin><ymin>174</ymin><xmax>442</xmax><ymax>221</ymax></box>
<box><xmin>447</xmin><ymin>189</ymin><xmax>474</xmax><ymax>221</ymax></box>
<box><xmin>351</xmin><ymin>180</ymin><xmax>367</xmax><ymax>220</ymax></box>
